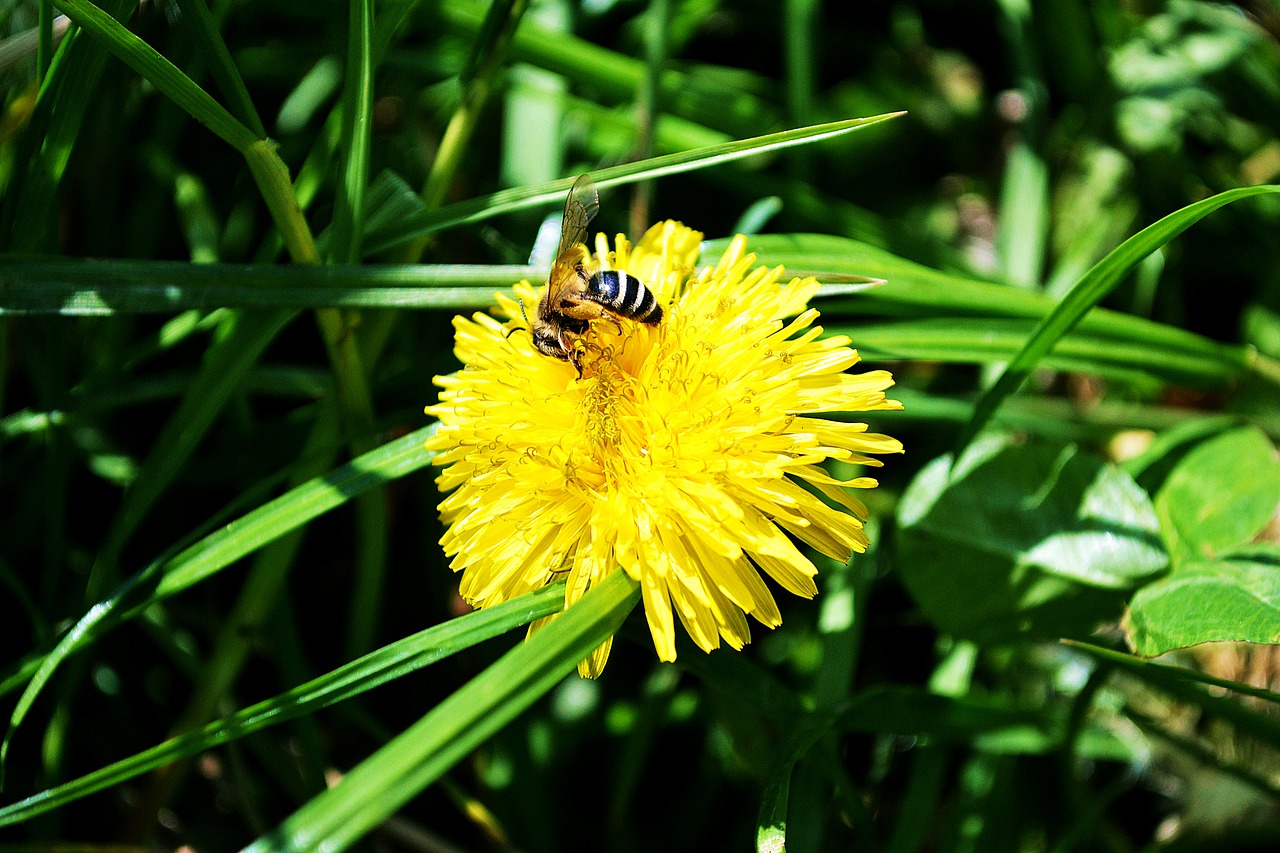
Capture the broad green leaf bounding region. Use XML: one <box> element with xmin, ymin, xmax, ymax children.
<box><xmin>241</xmin><ymin>569</ymin><xmax>641</xmax><ymax>853</ymax></box>
<box><xmin>1125</xmin><ymin>544</ymin><xmax>1280</xmax><ymax>656</ymax></box>
<box><xmin>955</xmin><ymin>184</ymin><xmax>1280</xmax><ymax>453</ymax></box>
<box><xmin>1154</xmin><ymin>426</ymin><xmax>1280</xmax><ymax>563</ymax></box>
<box><xmin>896</xmin><ymin>436</ymin><xmax>1168</xmax><ymax>644</ymax></box>
<box><xmin>0</xmin><ymin>584</ymin><xmax>564</xmax><ymax>828</ymax></box>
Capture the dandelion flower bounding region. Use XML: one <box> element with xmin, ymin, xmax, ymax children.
<box><xmin>426</xmin><ymin>221</ymin><xmax>903</xmax><ymax>677</ymax></box>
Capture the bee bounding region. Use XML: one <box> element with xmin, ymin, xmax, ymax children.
<box><xmin>526</xmin><ymin>174</ymin><xmax>663</xmax><ymax>373</ymax></box>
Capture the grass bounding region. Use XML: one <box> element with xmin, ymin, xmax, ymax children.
<box><xmin>2</xmin><ymin>1</ymin><xmax>1280</xmax><ymax>851</ymax></box>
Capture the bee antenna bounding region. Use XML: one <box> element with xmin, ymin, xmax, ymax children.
<box><xmin>507</xmin><ymin>298</ymin><xmax>531</xmax><ymax>340</ymax></box>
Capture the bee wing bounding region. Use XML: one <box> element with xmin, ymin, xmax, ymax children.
<box><xmin>547</xmin><ymin>175</ymin><xmax>599</xmax><ymax>303</ymax></box>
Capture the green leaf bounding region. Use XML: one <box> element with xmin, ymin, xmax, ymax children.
<box><xmin>0</xmin><ymin>584</ymin><xmax>564</xmax><ymax>828</ymax></box>
<box><xmin>955</xmin><ymin>184</ymin><xmax>1280</xmax><ymax>453</ymax></box>
<box><xmin>1154</xmin><ymin>426</ymin><xmax>1280</xmax><ymax>563</ymax></box>
<box><xmin>896</xmin><ymin>436</ymin><xmax>1168</xmax><ymax>644</ymax></box>
<box><xmin>241</xmin><ymin>569</ymin><xmax>641</xmax><ymax>853</ymax></box>
<box><xmin>1125</xmin><ymin>544</ymin><xmax>1280</xmax><ymax>656</ymax></box>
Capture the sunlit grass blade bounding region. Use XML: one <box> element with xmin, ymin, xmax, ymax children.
<box><xmin>954</xmin><ymin>184</ymin><xmax>1280</xmax><ymax>453</ymax></box>
<box><xmin>721</xmin><ymin>233</ymin><xmax>1250</xmax><ymax>366</ymax></box>
<box><xmin>837</xmin><ymin>318</ymin><xmax>1244</xmax><ymax>386</ymax></box>
<box><xmin>0</xmin><ymin>259</ymin><xmax>540</xmax><ymax>314</ymax></box>
<box><xmin>1</xmin><ymin>425</ymin><xmax>439</xmax><ymax>768</ymax></box>
<box><xmin>363</xmin><ymin>114</ymin><xmax>904</xmax><ymax>254</ymax></box>
<box><xmin>0</xmin><ymin>584</ymin><xmax>564</xmax><ymax>828</ymax></box>
<box><xmin>241</xmin><ymin>570</ymin><xmax>641</xmax><ymax>853</ymax></box>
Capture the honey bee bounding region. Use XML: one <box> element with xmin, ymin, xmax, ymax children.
<box><xmin>526</xmin><ymin>174</ymin><xmax>663</xmax><ymax>372</ymax></box>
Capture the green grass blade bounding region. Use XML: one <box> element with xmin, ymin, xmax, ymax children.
<box><xmin>54</xmin><ymin>0</ymin><xmax>258</xmax><ymax>152</ymax></box>
<box><xmin>3</xmin><ymin>17</ymin><xmax>115</xmax><ymax>251</ymax></box>
<box><xmin>717</xmin><ymin>233</ymin><xmax>1247</xmax><ymax>366</ymax></box>
<box><xmin>955</xmin><ymin>185</ymin><xmax>1280</xmax><ymax>453</ymax></box>
<box><xmin>172</xmin><ymin>0</ymin><xmax>266</xmax><ymax>138</ymax></box>
<box><xmin>5</xmin><ymin>257</ymin><xmax>543</xmax><ymax>313</ymax></box>
<box><xmin>241</xmin><ymin>569</ymin><xmax>641</xmax><ymax>853</ymax></box>
<box><xmin>440</xmin><ymin>0</ymin><xmax>776</xmax><ymax>138</ymax></box>
<box><xmin>84</xmin><ymin>310</ymin><xmax>296</xmax><ymax>599</ymax></box>
<box><xmin>1</xmin><ymin>425</ymin><xmax>439</xmax><ymax>769</ymax></box>
<box><xmin>36</xmin><ymin>1</ymin><xmax>54</xmax><ymax>81</ymax></box>
<box><xmin>0</xmin><ymin>584</ymin><xmax>565</xmax><ymax>828</ymax></box>
<box><xmin>364</xmin><ymin>114</ymin><xmax>904</xmax><ymax>254</ymax></box>
<box><xmin>838</xmin><ymin>319</ymin><xmax>1244</xmax><ymax>386</ymax></box>
<box><xmin>328</xmin><ymin>0</ymin><xmax>373</xmax><ymax>264</ymax></box>
<box><xmin>0</xmin><ymin>259</ymin><xmax>540</xmax><ymax>312</ymax></box>
<box><xmin>402</xmin><ymin>0</ymin><xmax>529</xmax><ymax>261</ymax></box>
<box><xmin>1067</xmin><ymin>642</ymin><xmax>1280</xmax><ymax>753</ymax></box>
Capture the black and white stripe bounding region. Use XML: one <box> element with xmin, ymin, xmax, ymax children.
<box><xmin>586</xmin><ymin>270</ymin><xmax>663</xmax><ymax>324</ymax></box>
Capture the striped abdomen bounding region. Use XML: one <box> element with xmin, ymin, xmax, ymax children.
<box><xmin>585</xmin><ymin>270</ymin><xmax>663</xmax><ymax>324</ymax></box>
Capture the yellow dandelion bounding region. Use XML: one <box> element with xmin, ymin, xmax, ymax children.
<box><xmin>425</xmin><ymin>220</ymin><xmax>903</xmax><ymax>677</ymax></box>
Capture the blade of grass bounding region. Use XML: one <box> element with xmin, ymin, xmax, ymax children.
<box><xmin>36</xmin><ymin>0</ymin><xmax>53</xmax><ymax>81</ymax></box>
<box><xmin>0</xmin><ymin>584</ymin><xmax>566</xmax><ymax>828</ymax></box>
<box><xmin>1</xmin><ymin>424</ymin><xmax>439</xmax><ymax>773</ymax></box>
<box><xmin>403</xmin><ymin>0</ymin><xmax>529</xmax><ymax>261</ymax></box>
<box><xmin>82</xmin><ymin>309</ymin><xmax>295</xmax><ymax>600</ymax></box>
<box><xmin>955</xmin><ymin>184</ymin><xmax>1280</xmax><ymax>454</ymax></box>
<box><xmin>1065</xmin><ymin>641</ymin><xmax>1280</xmax><ymax>708</ymax></box>
<box><xmin>328</xmin><ymin>0</ymin><xmax>373</xmax><ymax>264</ymax></box>
<box><xmin>833</xmin><ymin>319</ymin><xmax>1239</xmax><ymax>386</ymax></box>
<box><xmin>718</xmin><ymin>233</ymin><xmax>1242</xmax><ymax>366</ymax></box>
<box><xmin>240</xmin><ymin>569</ymin><xmax>641</xmax><ymax>853</ymax></box>
<box><xmin>439</xmin><ymin>0</ymin><xmax>777</xmax><ymax>138</ymax></box>
<box><xmin>783</xmin><ymin>0</ymin><xmax>818</xmax><ymax>183</ymax></box>
<box><xmin>993</xmin><ymin>0</ymin><xmax>1048</xmax><ymax>288</ymax></box>
<box><xmin>629</xmin><ymin>0</ymin><xmax>669</xmax><ymax>236</ymax></box>
<box><xmin>363</xmin><ymin>114</ymin><xmax>904</xmax><ymax>254</ymax></box>
<box><xmin>317</xmin><ymin>0</ymin><xmax>381</xmax><ymax>662</ymax></box>
<box><xmin>54</xmin><ymin>0</ymin><xmax>258</xmax><ymax>152</ymax></box>
<box><xmin>3</xmin><ymin>7</ymin><xmax>120</xmax><ymax>251</ymax></box>
<box><xmin>172</xmin><ymin>0</ymin><xmax>266</xmax><ymax>137</ymax></box>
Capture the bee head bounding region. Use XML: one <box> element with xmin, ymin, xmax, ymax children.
<box><xmin>531</xmin><ymin>327</ymin><xmax>571</xmax><ymax>360</ymax></box>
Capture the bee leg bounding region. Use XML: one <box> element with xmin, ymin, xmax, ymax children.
<box><xmin>570</xmin><ymin>347</ymin><xmax>585</xmax><ymax>379</ymax></box>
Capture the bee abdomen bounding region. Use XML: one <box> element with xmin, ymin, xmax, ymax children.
<box><xmin>586</xmin><ymin>270</ymin><xmax>663</xmax><ymax>324</ymax></box>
